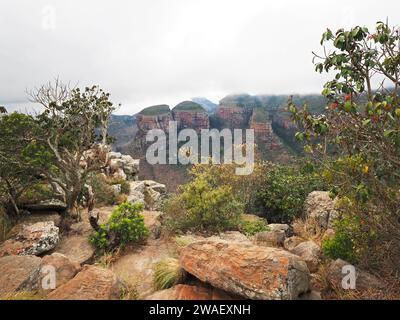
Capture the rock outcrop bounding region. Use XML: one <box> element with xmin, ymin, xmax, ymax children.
<box><xmin>326</xmin><ymin>259</ymin><xmax>385</xmax><ymax>291</ymax></box>
<box><xmin>39</xmin><ymin>253</ymin><xmax>82</xmax><ymax>293</ymax></box>
<box><xmin>304</xmin><ymin>191</ymin><xmax>338</xmax><ymax>229</ymax></box>
<box><xmin>252</xmin><ymin>230</ymin><xmax>285</xmax><ymax>247</ymax></box>
<box><xmin>128</xmin><ymin>180</ymin><xmax>166</xmax><ymax>210</ymax></box>
<box><xmin>0</xmin><ymin>255</ymin><xmax>42</xmax><ymax>294</ymax></box>
<box><xmin>55</xmin><ymin>235</ymin><xmax>95</xmax><ymax>265</ymax></box>
<box><xmin>106</xmin><ymin>151</ymin><xmax>139</xmax><ymax>181</ymax></box>
<box><xmin>290</xmin><ymin>240</ymin><xmax>321</xmax><ymax>273</ymax></box>
<box><xmin>172</xmin><ymin>101</ymin><xmax>209</xmax><ymax>133</ymax></box>
<box><xmin>47</xmin><ymin>265</ymin><xmax>123</xmax><ymax>300</ymax></box>
<box><xmin>179</xmin><ymin>240</ymin><xmax>310</xmax><ymax>299</ymax></box>
<box><xmin>0</xmin><ymin>221</ymin><xmax>59</xmax><ymax>257</ymax></box>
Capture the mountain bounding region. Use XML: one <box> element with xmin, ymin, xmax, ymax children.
<box><xmin>191</xmin><ymin>97</ymin><xmax>218</xmax><ymax>114</ymax></box>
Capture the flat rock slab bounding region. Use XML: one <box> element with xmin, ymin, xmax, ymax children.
<box><xmin>47</xmin><ymin>265</ymin><xmax>122</xmax><ymax>300</ymax></box>
<box><xmin>55</xmin><ymin>235</ymin><xmax>95</xmax><ymax>265</ymax></box>
<box><xmin>180</xmin><ymin>240</ymin><xmax>310</xmax><ymax>300</ymax></box>
<box><xmin>0</xmin><ymin>255</ymin><xmax>42</xmax><ymax>294</ymax></box>
<box><xmin>111</xmin><ymin>239</ymin><xmax>173</xmax><ymax>298</ymax></box>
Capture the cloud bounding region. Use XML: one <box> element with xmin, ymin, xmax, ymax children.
<box><xmin>0</xmin><ymin>0</ymin><xmax>399</xmax><ymax>114</ymax></box>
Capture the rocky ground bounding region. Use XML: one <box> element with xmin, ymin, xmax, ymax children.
<box><xmin>0</xmin><ymin>151</ymin><xmax>389</xmax><ymax>300</ymax></box>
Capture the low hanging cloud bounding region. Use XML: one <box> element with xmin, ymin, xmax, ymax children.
<box><xmin>0</xmin><ymin>0</ymin><xmax>399</xmax><ymax>114</ymax></box>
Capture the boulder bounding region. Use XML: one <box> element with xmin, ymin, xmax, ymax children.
<box><xmin>47</xmin><ymin>265</ymin><xmax>123</xmax><ymax>300</ymax></box>
<box><xmin>127</xmin><ymin>190</ymin><xmax>145</xmax><ymax>206</ymax></box>
<box><xmin>180</xmin><ymin>240</ymin><xmax>310</xmax><ymax>299</ymax></box>
<box><xmin>268</xmin><ymin>223</ymin><xmax>290</xmax><ymax>236</ymax></box>
<box><xmin>252</xmin><ymin>230</ymin><xmax>285</xmax><ymax>247</ymax></box>
<box><xmin>210</xmin><ymin>231</ymin><xmax>251</xmax><ymax>244</ymax></box>
<box><xmin>111</xmin><ymin>184</ymin><xmax>122</xmax><ymax>194</ymax></box>
<box><xmin>39</xmin><ymin>253</ymin><xmax>81</xmax><ymax>293</ymax></box>
<box><xmin>55</xmin><ymin>235</ymin><xmax>95</xmax><ymax>265</ymax></box>
<box><xmin>145</xmin><ymin>284</ymin><xmax>235</xmax><ymax>300</ymax></box>
<box><xmin>0</xmin><ymin>255</ymin><xmax>42</xmax><ymax>294</ymax></box>
<box><xmin>304</xmin><ymin>191</ymin><xmax>338</xmax><ymax>229</ymax></box>
<box><xmin>144</xmin><ymin>180</ymin><xmax>166</xmax><ymax>194</ymax></box>
<box><xmin>0</xmin><ymin>221</ymin><xmax>59</xmax><ymax>257</ymax></box>
<box><xmin>290</xmin><ymin>241</ymin><xmax>321</xmax><ymax>273</ymax></box>
<box><xmin>284</xmin><ymin>236</ymin><xmax>305</xmax><ymax>251</ymax></box>
<box><xmin>326</xmin><ymin>259</ymin><xmax>385</xmax><ymax>291</ymax></box>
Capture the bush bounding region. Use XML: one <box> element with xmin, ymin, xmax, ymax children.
<box><xmin>110</xmin><ymin>178</ymin><xmax>131</xmax><ymax>195</ymax></box>
<box><xmin>153</xmin><ymin>257</ymin><xmax>186</xmax><ymax>290</ymax></box>
<box><xmin>239</xmin><ymin>215</ymin><xmax>269</xmax><ymax>236</ymax></box>
<box><xmin>322</xmin><ymin>217</ymin><xmax>359</xmax><ymax>264</ymax></box>
<box><xmin>260</xmin><ymin>162</ymin><xmax>326</xmax><ymax>223</ymax></box>
<box><xmin>89</xmin><ymin>202</ymin><xmax>149</xmax><ymax>251</ymax></box>
<box><xmin>18</xmin><ymin>183</ymin><xmax>55</xmax><ymax>205</ymax></box>
<box><xmin>164</xmin><ymin>170</ymin><xmax>244</xmax><ymax>233</ymax></box>
<box><xmin>88</xmin><ymin>174</ymin><xmax>117</xmax><ymax>205</ymax></box>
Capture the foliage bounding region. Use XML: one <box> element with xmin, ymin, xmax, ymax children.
<box><xmin>164</xmin><ymin>165</ymin><xmax>244</xmax><ymax>233</ymax></box>
<box><xmin>88</xmin><ymin>174</ymin><xmax>117</xmax><ymax>205</ymax></box>
<box><xmin>260</xmin><ymin>162</ymin><xmax>327</xmax><ymax>223</ymax></box>
<box><xmin>18</xmin><ymin>183</ymin><xmax>56</xmax><ymax>205</ymax></box>
<box><xmin>89</xmin><ymin>202</ymin><xmax>148</xmax><ymax>251</ymax></box>
<box><xmin>289</xmin><ymin>21</ymin><xmax>400</xmax><ymax>271</ymax></box>
<box><xmin>239</xmin><ymin>215</ymin><xmax>269</xmax><ymax>236</ymax></box>
<box><xmin>110</xmin><ymin>178</ymin><xmax>131</xmax><ymax>195</ymax></box>
<box><xmin>153</xmin><ymin>257</ymin><xmax>185</xmax><ymax>290</ymax></box>
<box><xmin>322</xmin><ymin>216</ymin><xmax>360</xmax><ymax>264</ymax></box>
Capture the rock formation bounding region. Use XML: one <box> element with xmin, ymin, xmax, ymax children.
<box><xmin>172</xmin><ymin>101</ymin><xmax>209</xmax><ymax>133</ymax></box>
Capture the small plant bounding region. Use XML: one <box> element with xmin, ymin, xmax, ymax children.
<box><xmin>153</xmin><ymin>257</ymin><xmax>186</xmax><ymax>290</ymax></box>
<box><xmin>322</xmin><ymin>217</ymin><xmax>359</xmax><ymax>264</ymax></box>
<box><xmin>89</xmin><ymin>202</ymin><xmax>149</xmax><ymax>251</ymax></box>
<box><xmin>88</xmin><ymin>173</ymin><xmax>117</xmax><ymax>205</ymax></box>
<box><xmin>239</xmin><ymin>215</ymin><xmax>269</xmax><ymax>236</ymax></box>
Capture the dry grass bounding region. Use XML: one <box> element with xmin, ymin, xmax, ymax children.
<box><xmin>153</xmin><ymin>257</ymin><xmax>186</xmax><ymax>290</ymax></box>
<box><xmin>96</xmin><ymin>247</ymin><xmax>122</xmax><ymax>269</ymax></box>
<box><xmin>119</xmin><ymin>279</ymin><xmax>139</xmax><ymax>300</ymax></box>
<box><xmin>0</xmin><ymin>291</ymin><xmax>42</xmax><ymax>300</ymax></box>
<box><xmin>292</xmin><ymin>217</ymin><xmax>325</xmax><ymax>246</ymax></box>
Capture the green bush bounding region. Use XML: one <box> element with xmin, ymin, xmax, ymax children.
<box><xmin>164</xmin><ymin>171</ymin><xmax>244</xmax><ymax>233</ymax></box>
<box><xmin>110</xmin><ymin>178</ymin><xmax>131</xmax><ymax>195</ymax></box>
<box><xmin>89</xmin><ymin>202</ymin><xmax>149</xmax><ymax>251</ymax></box>
<box><xmin>260</xmin><ymin>162</ymin><xmax>326</xmax><ymax>223</ymax></box>
<box><xmin>322</xmin><ymin>217</ymin><xmax>359</xmax><ymax>264</ymax></box>
<box><xmin>239</xmin><ymin>215</ymin><xmax>269</xmax><ymax>236</ymax></box>
<box><xmin>18</xmin><ymin>183</ymin><xmax>55</xmax><ymax>205</ymax></box>
<box><xmin>153</xmin><ymin>257</ymin><xmax>185</xmax><ymax>290</ymax></box>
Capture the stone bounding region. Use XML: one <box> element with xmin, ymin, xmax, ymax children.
<box><xmin>252</xmin><ymin>230</ymin><xmax>285</xmax><ymax>247</ymax></box>
<box><xmin>0</xmin><ymin>221</ymin><xmax>59</xmax><ymax>257</ymax></box>
<box><xmin>145</xmin><ymin>284</ymin><xmax>235</xmax><ymax>300</ymax></box>
<box><xmin>108</xmin><ymin>151</ymin><xmax>122</xmax><ymax>160</ymax></box>
<box><xmin>142</xmin><ymin>211</ymin><xmax>162</xmax><ymax>239</ymax></box>
<box><xmin>290</xmin><ymin>241</ymin><xmax>321</xmax><ymax>273</ymax></box>
<box><xmin>18</xmin><ymin>212</ymin><xmax>61</xmax><ymax>227</ymax></box>
<box><xmin>322</xmin><ymin>228</ymin><xmax>335</xmax><ymax>242</ymax></box>
<box><xmin>23</xmin><ymin>199</ymin><xmax>67</xmax><ymax>212</ymax></box>
<box><xmin>111</xmin><ymin>184</ymin><xmax>122</xmax><ymax>194</ymax></box>
<box><xmin>180</xmin><ymin>240</ymin><xmax>310</xmax><ymax>299</ymax></box>
<box><xmin>39</xmin><ymin>253</ymin><xmax>81</xmax><ymax>293</ymax></box>
<box><xmin>284</xmin><ymin>236</ymin><xmax>305</xmax><ymax>251</ymax></box>
<box><xmin>326</xmin><ymin>259</ymin><xmax>386</xmax><ymax>291</ymax></box>
<box><xmin>144</xmin><ymin>180</ymin><xmax>166</xmax><ymax>194</ymax></box>
<box><xmin>127</xmin><ymin>190</ymin><xmax>145</xmax><ymax>206</ymax></box>
<box><xmin>55</xmin><ymin>235</ymin><xmax>95</xmax><ymax>265</ymax></box>
<box><xmin>210</xmin><ymin>231</ymin><xmax>251</xmax><ymax>244</ymax></box>
<box><xmin>0</xmin><ymin>255</ymin><xmax>42</xmax><ymax>294</ymax></box>
<box><xmin>304</xmin><ymin>191</ymin><xmax>338</xmax><ymax>229</ymax></box>
<box><xmin>268</xmin><ymin>223</ymin><xmax>290</xmax><ymax>235</ymax></box>
<box><xmin>47</xmin><ymin>265</ymin><xmax>123</xmax><ymax>300</ymax></box>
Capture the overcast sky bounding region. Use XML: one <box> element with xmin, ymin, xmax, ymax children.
<box><xmin>1</xmin><ymin>0</ymin><xmax>399</xmax><ymax>114</ymax></box>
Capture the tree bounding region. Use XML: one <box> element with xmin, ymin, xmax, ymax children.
<box><xmin>29</xmin><ymin>79</ymin><xmax>116</xmax><ymax>216</ymax></box>
<box><xmin>0</xmin><ymin>112</ymin><xmax>45</xmax><ymax>216</ymax></box>
<box><xmin>289</xmin><ymin>21</ymin><xmax>400</xmax><ymax>268</ymax></box>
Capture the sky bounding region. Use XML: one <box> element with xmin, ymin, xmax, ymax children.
<box><xmin>0</xmin><ymin>0</ymin><xmax>399</xmax><ymax>115</ymax></box>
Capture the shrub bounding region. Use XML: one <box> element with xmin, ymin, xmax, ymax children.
<box><xmin>89</xmin><ymin>202</ymin><xmax>149</xmax><ymax>251</ymax></box>
<box><xmin>18</xmin><ymin>183</ymin><xmax>55</xmax><ymax>205</ymax></box>
<box><xmin>260</xmin><ymin>162</ymin><xmax>326</xmax><ymax>223</ymax></box>
<box><xmin>164</xmin><ymin>171</ymin><xmax>244</xmax><ymax>233</ymax></box>
<box><xmin>322</xmin><ymin>217</ymin><xmax>359</xmax><ymax>264</ymax></box>
<box><xmin>110</xmin><ymin>178</ymin><xmax>131</xmax><ymax>195</ymax></box>
<box><xmin>239</xmin><ymin>215</ymin><xmax>269</xmax><ymax>236</ymax></box>
<box><xmin>153</xmin><ymin>257</ymin><xmax>186</xmax><ymax>290</ymax></box>
<box><xmin>88</xmin><ymin>174</ymin><xmax>117</xmax><ymax>205</ymax></box>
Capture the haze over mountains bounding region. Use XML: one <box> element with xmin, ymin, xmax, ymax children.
<box><xmin>109</xmin><ymin>93</ymin><xmax>327</xmax><ymax>190</ymax></box>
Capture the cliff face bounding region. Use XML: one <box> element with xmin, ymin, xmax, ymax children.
<box><xmin>172</xmin><ymin>101</ymin><xmax>209</xmax><ymax>133</ymax></box>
